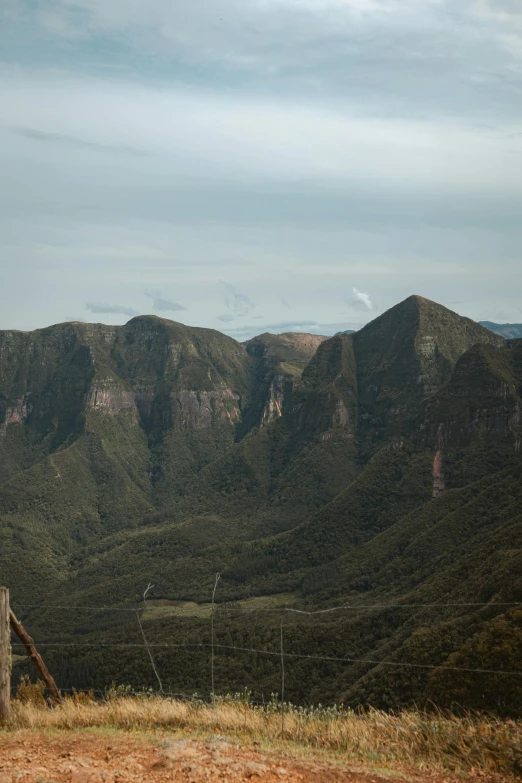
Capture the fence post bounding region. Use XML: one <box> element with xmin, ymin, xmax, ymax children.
<box><xmin>280</xmin><ymin>619</ymin><xmax>285</xmax><ymax>740</ymax></box>
<box><xmin>9</xmin><ymin>610</ymin><xmax>63</xmax><ymax>705</ymax></box>
<box><xmin>211</xmin><ymin>573</ymin><xmax>221</xmax><ymax>729</ymax></box>
<box><xmin>0</xmin><ymin>588</ymin><xmax>11</xmax><ymax>722</ymax></box>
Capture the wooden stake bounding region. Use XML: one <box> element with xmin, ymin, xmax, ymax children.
<box><xmin>9</xmin><ymin>609</ymin><xmax>63</xmax><ymax>705</ymax></box>
<box><xmin>0</xmin><ymin>588</ymin><xmax>11</xmax><ymax>722</ymax></box>
<box><xmin>280</xmin><ymin>619</ymin><xmax>285</xmax><ymax>740</ymax></box>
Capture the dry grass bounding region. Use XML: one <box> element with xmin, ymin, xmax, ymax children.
<box><xmin>142</xmin><ymin>592</ymin><xmax>299</xmax><ymax>620</ymax></box>
<box><xmin>4</xmin><ymin>695</ymin><xmax>521</xmax><ymax>778</ymax></box>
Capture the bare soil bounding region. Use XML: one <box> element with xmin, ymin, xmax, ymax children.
<box><xmin>0</xmin><ymin>731</ymin><xmax>506</xmax><ymax>783</ymax></box>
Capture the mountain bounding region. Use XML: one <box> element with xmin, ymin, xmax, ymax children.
<box><xmin>1</xmin><ymin>297</ymin><xmax>520</xmax><ymax>715</ymax></box>
<box><xmin>0</xmin><ymin>319</ymin><xmax>322</xmax><ymax>597</ymax></box>
<box><xmin>480</xmin><ymin>321</ymin><xmax>522</xmax><ymax>339</ymax></box>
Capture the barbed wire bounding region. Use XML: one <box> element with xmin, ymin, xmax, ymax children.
<box><xmin>12</xmin><ymin>640</ymin><xmax>522</xmax><ymax>677</ymax></box>
<box><xmin>12</xmin><ymin>600</ymin><xmax>521</xmax><ymax>615</ymax></box>
<box><xmin>281</xmin><ymin>602</ymin><xmax>521</xmax><ymax>615</ymax></box>
<box><xmin>12</xmin><ymin>604</ymin><xmax>140</xmax><ymax>612</ymax></box>
<box><xmin>10</xmin><ymin>588</ymin><xmax>521</xmax><ymax>721</ymax></box>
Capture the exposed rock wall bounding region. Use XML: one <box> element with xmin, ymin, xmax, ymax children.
<box><xmin>432</xmin><ymin>450</ymin><xmax>445</xmax><ymax>497</ymax></box>
<box><xmin>261</xmin><ymin>376</ymin><xmax>286</xmax><ymax>425</ymax></box>
<box><xmin>0</xmin><ymin>398</ymin><xmax>30</xmax><ymax>436</ymax></box>
<box><xmin>170</xmin><ymin>389</ymin><xmax>241</xmax><ymax>429</ymax></box>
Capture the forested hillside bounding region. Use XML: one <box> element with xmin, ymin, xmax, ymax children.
<box><xmin>1</xmin><ymin>297</ymin><xmax>520</xmax><ymax>715</ymax></box>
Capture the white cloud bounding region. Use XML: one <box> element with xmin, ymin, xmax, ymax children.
<box><xmin>352</xmin><ymin>288</ymin><xmax>373</xmax><ymax>310</ymax></box>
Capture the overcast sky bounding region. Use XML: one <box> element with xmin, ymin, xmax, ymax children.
<box><xmin>1</xmin><ymin>0</ymin><xmax>521</xmax><ymax>338</ymax></box>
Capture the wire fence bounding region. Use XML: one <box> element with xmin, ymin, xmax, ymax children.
<box><xmin>10</xmin><ymin>590</ymin><xmax>522</xmax><ymax>725</ymax></box>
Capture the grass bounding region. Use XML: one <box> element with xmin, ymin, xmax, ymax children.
<box><xmin>142</xmin><ymin>592</ymin><xmax>300</xmax><ymax>620</ymax></box>
<box><xmin>4</xmin><ymin>694</ymin><xmax>522</xmax><ymax>778</ymax></box>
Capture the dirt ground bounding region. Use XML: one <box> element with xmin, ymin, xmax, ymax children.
<box><xmin>0</xmin><ymin>731</ymin><xmax>505</xmax><ymax>783</ymax></box>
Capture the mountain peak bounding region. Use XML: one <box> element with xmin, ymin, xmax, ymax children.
<box><xmin>406</xmin><ymin>293</ymin><xmax>432</xmax><ymax>305</ymax></box>
<box><xmin>350</xmin><ymin>294</ymin><xmax>504</xmax><ymax>453</ymax></box>
<box><xmin>361</xmin><ymin>295</ymin><xmax>503</xmax><ymax>346</ymax></box>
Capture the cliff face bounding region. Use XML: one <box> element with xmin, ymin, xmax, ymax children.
<box><xmin>0</xmin><ymin>317</ymin><xmax>256</xmax><ymax>513</ymax></box>
<box><xmin>0</xmin><ymin>317</ymin><xmax>248</xmax><ymax>442</ymax></box>
<box><xmin>242</xmin><ymin>331</ymin><xmax>327</xmax><ymax>431</ymax></box>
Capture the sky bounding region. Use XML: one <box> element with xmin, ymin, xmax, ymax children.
<box><xmin>1</xmin><ymin>0</ymin><xmax>521</xmax><ymax>339</ymax></box>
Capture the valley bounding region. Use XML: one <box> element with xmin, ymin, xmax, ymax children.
<box><xmin>0</xmin><ymin>295</ymin><xmax>520</xmax><ymax>716</ymax></box>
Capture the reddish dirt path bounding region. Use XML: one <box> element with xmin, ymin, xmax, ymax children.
<box><xmin>0</xmin><ymin>732</ymin><xmax>385</xmax><ymax>783</ymax></box>
<box><xmin>0</xmin><ymin>732</ymin><xmax>504</xmax><ymax>783</ymax></box>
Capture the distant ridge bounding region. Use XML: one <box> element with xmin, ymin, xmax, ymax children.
<box><xmin>480</xmin><ymin>321</ymin><xmax>522</xmax><ymax>339</ymax></box>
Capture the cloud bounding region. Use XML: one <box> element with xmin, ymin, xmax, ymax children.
<box><xmin>86</xmin><ymin>302</ymin><xmax>139</xmax><ymax>316</ymax></box>
<box><xmin>351</xmin><ymin>287</ymin><xmax>373</xmax><ymax>310</ymax></box>
<box><xmin>216</xmin><ymin>313</ymin><xmax>235</xmax><ymax>322</ymax></box>
<box><xmin>221</xmin><ymin>281</ymin><xmax>255</xmax><ymax>316</ymax></box>
<box><xmin>145</xmin><ymin>290</ymin><xmax>186</xmax><ymax>312</ymax></box>
<box><xmin>3</xmin><ymin>0</ymin><xmax>522</xmax><ymax>123</ymax></box>
<box><xmin>279</xmin><ymin>296</ymin><xmax>291</xmax><ymax>309</ymax></box>
<box><xmin>11</xmin><ymin>126</ymin><xmax>149</xmax><ymax>156</ymax></box>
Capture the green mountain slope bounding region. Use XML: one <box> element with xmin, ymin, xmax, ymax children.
<box><xmin>0</xmin><ymin>320</ymin><xmax>329</xmax><ymax>599</ymax></box>
<box><xmin>2</xmin><ymin>298</ymin><xmax>521</xmax><ymax>715</ymax></box>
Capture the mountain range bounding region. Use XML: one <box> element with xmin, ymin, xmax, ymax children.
<box><xmin>1</xmin><ymin>296</ymin><xmax>520</xmax><ymax>715</ymax></box>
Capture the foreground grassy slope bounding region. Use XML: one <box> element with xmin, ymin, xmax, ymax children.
<box><xmin>7</xmin><ymin>696</ymin><xmax>522</xmax><ymax>779</ymax></box>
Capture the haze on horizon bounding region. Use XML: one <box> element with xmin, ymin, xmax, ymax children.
<box><xmin>1</xmin><ymin>0</ymin><xmax>521</xmax><ymax>340</ymax></box>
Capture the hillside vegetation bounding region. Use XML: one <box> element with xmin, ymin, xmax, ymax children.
<box><xmin>1</xmin><ymin>296</ymin><xmax>520</xmax><ymax>716</ymax></box>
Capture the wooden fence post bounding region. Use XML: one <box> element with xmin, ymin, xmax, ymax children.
<box><xmin>9</xmin><ymin>610</ymin><xmax>63</xmax><ymax>705</ymax></box>
<box><xmin>0</xmin><ymin>587</ymin><xmax>11</xmax><ymax>723</ymax></box>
